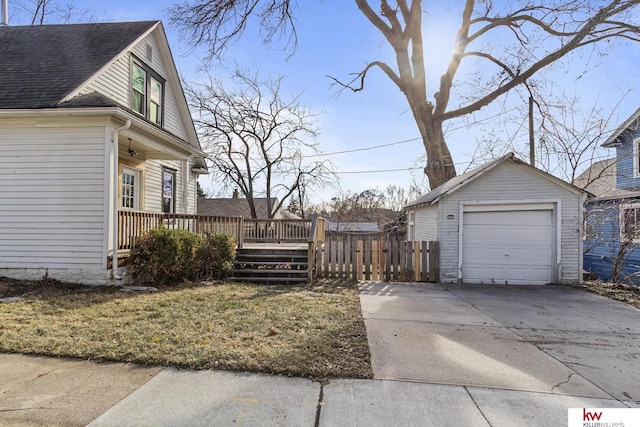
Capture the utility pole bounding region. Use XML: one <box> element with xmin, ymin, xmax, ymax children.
<box><xmin>529</xmin><ymin>96</ymin><xmax>535</xmax><ymax>167</ymax></box>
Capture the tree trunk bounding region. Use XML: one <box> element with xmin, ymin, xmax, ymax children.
<box><xmin>406</xmin><ymin>93</ymin><xmax>456</xmax><ymax>189</ymax></box>
<box><xmin>420</xmin><ymin>119</ymin><xmax>456</xmax><ymax>189</ymax></box>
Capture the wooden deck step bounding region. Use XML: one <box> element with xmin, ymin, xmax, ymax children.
<box><xmin>232</xmin><ymin>247</ymin><xmax>309</xmax><ymax>285</ymax></box>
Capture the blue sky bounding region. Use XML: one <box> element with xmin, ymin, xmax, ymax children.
<box><xmin>8</xmin><ymin>1</ymin><xmax>640</xmax><ymax>203</ymax></box>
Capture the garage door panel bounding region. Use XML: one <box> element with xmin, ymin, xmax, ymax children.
<box><xmin>509</xmin><ymin>247</ymin><xmax>552</xmax><ymax>263</ymax></box>
<box><xmin>464</xmin><ymin>210</ymin><xmax>551</xmax><ymax>226</ymax></box>
<box><xmin>462</xmin><ymin>209</ymin><xmax>554</xmax><ymax>285</ymax></box>
<box><xmin>530</xmin><ymin>268</ymin><xmax>553</xmax><ymax>282</ymax></box>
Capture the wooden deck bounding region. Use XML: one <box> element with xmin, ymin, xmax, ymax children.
<box><xmin>117</xmin><ymin>211</ymin><xmax>321</xmax><ymax>250</ymax></box>
<box><xmin>241</xmin><ymin>243</ymin><xmax>308</xmax><ymax>250</ymax></box>
<box><xmin>114</xmin><ymin>212</ymin><xmax>439</xmax><ymax>284</ymax></box>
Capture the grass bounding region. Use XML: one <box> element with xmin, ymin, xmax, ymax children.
<box><xmin>582</xmin><ymin>280</ymin><xmax>640</xmax><ymax>310</ymax></box>
<box><xmin>0</xmin><ymin>278</ymin><xmax>372</xmax><ymax>380</ymax></box>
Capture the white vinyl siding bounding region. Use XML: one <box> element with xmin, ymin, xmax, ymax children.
<box><xmin>76</xmin><ymin>30</ymin><xmax>189</xmax><ymax>140</ymax></box>
<box><xmin>412</xmin><ymin>204</ymin><xmax>438</xmax><ymax>241</ymax></box>
<box><xmin>141</xmin><ymin>159</ymin><xmax>194</xmax><ymax>214</ymax></box>
<box><xmin>81</xmin><ymin>55</ymin><xmax>130</xmax><ymax>106</ymax></box>
<box><xmin>131</xmin><ymin>33</ymin><xmax>187</xmax><ymax>140</ymax></box>
<box><xmin>0</xmin><ymin>122</ymin><xmax>108</xmax><ymax>280</ymax></box>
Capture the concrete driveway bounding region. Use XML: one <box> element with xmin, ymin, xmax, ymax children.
<box><xmin>359</xmin><ymin>281</ymin><xmax>640</xmax><ymax>402</ymax></box>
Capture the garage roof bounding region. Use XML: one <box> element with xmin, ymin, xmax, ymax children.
<box><xmin>406</xmin><ymin>152</ymin><xmax>588</xmax><ymax>208</ymax></box>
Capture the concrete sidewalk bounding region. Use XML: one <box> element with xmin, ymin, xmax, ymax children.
<box><xmin>0</xmin><ymin>354</ymin><xmax>631</xmax><ymax>427</ymax></box>
<box><xmin>1</xmin><ymin>282</ymin><xmax>639</xmax><ymax>426</ymax></box>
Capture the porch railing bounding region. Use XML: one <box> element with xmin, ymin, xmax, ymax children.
<box><xmin>117</xmin><ymin>211</ymin><xmax>315</xmax><ymax>250</ymax></box>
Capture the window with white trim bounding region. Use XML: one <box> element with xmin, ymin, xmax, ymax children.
<box><xmin>131</xmin><ymin>57</ymin><xmax>164</xmax><ymax>125</ymax></box>
<box><xmin>634</xmin><ymin>137</ymin><xmax>640</xmax><ymax>178</ymax></box>
<box><xmin>162</xmin><ymin>168</ymin><xmax>176</xmax><ymax>213</ymax></box>
<box><xmin>122</xmin><ymin>166</ymin><xmax>141</xmax><ymax>211</ymax></box>
<box><xmin>621</xmin><ymin>203</ymin><xmax>640</xmax><ymax>242</ymax></box>
<box><xmin>408</xmin><ymin>210</ymin><xmax>415</xmax><ymax>240</ymax></box>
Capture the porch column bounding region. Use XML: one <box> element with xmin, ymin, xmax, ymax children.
<box><xmin>182</xmin><ymin>159</ymin><xmax>190</xmax><ymax>214</ymax></box>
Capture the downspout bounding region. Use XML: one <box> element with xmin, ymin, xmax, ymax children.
<box><xmin>1</xmin><ymin>0</ymin><xmax>8</xmax><ymax>26</ymax></box>
<box><xmin>111</xmin><ymin>120</ymin><xmax>131</xmax><ymax>280</ymax></box>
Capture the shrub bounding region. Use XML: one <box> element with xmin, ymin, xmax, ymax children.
<box><xmin>128</xmin><ymin>229</ymin><xmax>236</xmax><ymax>286</ymax></box>
<box><xmin>195</xmin><ymin>233</ymin><xmax>237</xmax><ymax>280</ymax></box>
<box><xmin>129</xmin><ymin>228</ymin><xmax>203</xmax><ymax>286</ymax></box>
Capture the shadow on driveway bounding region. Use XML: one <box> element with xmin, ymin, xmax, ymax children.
<box><xmin>359</xmin><ymin>281</ymin><xmax>640</xmax><ymax>402</ymax></box>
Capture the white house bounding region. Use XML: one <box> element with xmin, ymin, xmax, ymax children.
<box><xmin>0</xmin><ymin>21</ymin><xmax>208</xmax><ymax>284</ymax></box>
<box><xmin>406</xmin><ymin>153</ymin><xmax>587</xmax><ymax>285</ymax></box>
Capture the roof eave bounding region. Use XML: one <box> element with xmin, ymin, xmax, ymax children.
<box><xmin>602</xmin><ymin>106</ymin><xmax>640</xmax><ymax>147</ymax></box>
<box><xmin>0</xmin><ymin>106</ymin><xmax>206</xmax><ymax>158</ymax></box>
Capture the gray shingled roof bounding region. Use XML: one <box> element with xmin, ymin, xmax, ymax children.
<box><xmin>406</xmin><ymin>154</ymin><xmax>509</xmax><ymax>208</ymax></box>
<box><xmin>406</xmin><ymin>152</ymin><xmax>586</xmax><ymax>208</ymax></box>
<box><xmin>574</xmin><ymin>158</ymin><xmax>617</xmax><ymax>198</ymax></box>
<box><xmin>575</xmin><ymin>158</ymin><xmax>640</xmax><ymax>200</ymax></box>
<box><xmin>198</xmin><ymin>197</ymin><xmax>278</xmax><ymax>219</ymax></box>
<box><xmin>325</xmin><ymin>221</ymin><xmax>380</xmax><ymax>232</ymax></box>
<box><xmin>0</xmin><ymin>21</ymin><xmax>157</xmax><ymax>109</ymax></box>
<box><xmin>197</xmin><ymin>197</ymin><xmax>303</xmax><ymax>219</ymax></box>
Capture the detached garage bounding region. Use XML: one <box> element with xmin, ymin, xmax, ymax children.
<box><xmin>406</xmin><ymin>153</ymin><xmax>588</xmax><ymax>285</ymax></box>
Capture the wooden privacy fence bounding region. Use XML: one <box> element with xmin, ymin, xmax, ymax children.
<box><xmin>314</xmin><ymin>239</ymin><xmax>439</xmax><ymax>282</ymax></box>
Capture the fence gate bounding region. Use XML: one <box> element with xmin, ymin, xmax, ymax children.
<box><xmin>314</xmin><ymin>239</ymin><xmax>439</xmax><ymax>282</ymax></box>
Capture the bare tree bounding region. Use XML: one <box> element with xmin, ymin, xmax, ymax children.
<box><xmin>313</xmin><ymin>189</ymin><xmax>387</xmax><ymax>226</ymax></box>
<box><xmin>187</xmin><ymin>71</ymin><xmax>336</xmax><ymax>219</ymax></box>
<box><xmin>309</xmin><ymin>186</ymin><xmax>417</xmax><ymax>227</ymax></box>
<box><xmin>382</xmin><ymin>183</ymin><xmax>422</xmax><ymax>212</ymax></box>
<box><xmin>471</xmin><ymin>85</ymin><xmax>629</xmax><ymax>186</ymax></box>
<box><xmin>169</xmin><ymin>0</ymin><xmax>640</xmax><ymax>189</ymax></box>
<box><xmin>12</xmin><ymin>0</ymin><xmax>101</xmax><ymax>24</ymax></box>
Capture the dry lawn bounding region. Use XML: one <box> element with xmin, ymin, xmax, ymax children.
<box><xmin>0</xmin><ymin>278</ymin><xmax>372</xmax><ymax>380</ymax></box>
<box><xmin>582</xmin><ymin>280</ymin><xmax>640</xmax><ymax>310</ymax></box>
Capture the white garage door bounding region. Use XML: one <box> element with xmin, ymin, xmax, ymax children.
<box><xmin>462</xmin><ymin>209</ymin><xmax>554</xmax><ymax>285</ymax></box>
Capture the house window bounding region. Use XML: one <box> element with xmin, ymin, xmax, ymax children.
<box><xmin>634</xmin><ymin>138</ymin><xmax>640</xmax><ymax>178</ymax></box>
<box><xmin>131</xmin><ymin>58</ymin><xmax>164</xmax><ymax>125</ymax></box>
<box><xmin>122</xmin><ymin>166</ymin><xmax>141</xmax><ymax>211</ymax></box>
<box><xmin>408</xmin><ymin>211</ymin><xmax>415</xmax><ymax>241</ymax></box>
<box><xmin>162</xmin><ymin>168</ymin><xmax>176</xmax><ymax>213</ymax></box>
<box><xmin>621</xmin><ymin>204</ymin><xmax>640</xmax><ymax>242</ymax></box>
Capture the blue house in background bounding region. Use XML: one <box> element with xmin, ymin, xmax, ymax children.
<box><xmin>579</xmin><ymin>108</ymin><xmax>640</xmax><ymax>285</ymax></box>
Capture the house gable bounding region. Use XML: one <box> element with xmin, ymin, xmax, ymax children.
<box><xmin>601</xmin><ymin>107</ymin><xmax>640</xmax><ymax>192</ymax></box>
<box><xmin>0</xmin><ymin>20</ymin><xmax>207</xmax><ymax>173</ymax></box>
<box><xmin>65</xmin><ymin>22</ymin><xmax>194</xmax><ymax>145</ymax></box>
<box><xmin>611</xmin><ymin>131</ymin><xmax>640</xmax><ymax>191</ymax></box>
<box><xmin>0</xmin><ymin>21</ymin><xmax>157</xmax><ymax>109</ymax></box>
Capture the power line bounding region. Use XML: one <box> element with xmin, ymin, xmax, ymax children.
<box><xmin>304</xmin><ymin>137</ymin><xmax>421</xmax><ymax>158</ymax></box>
<box><xmin>305</xmin><ymin>106</ymin><xmax>522</xmax><ymax>159</ymax></box>
<box><xmin>335</xmin><ymin>167</ymin><xmax>422</xmax><ymax>175</ymax></box>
